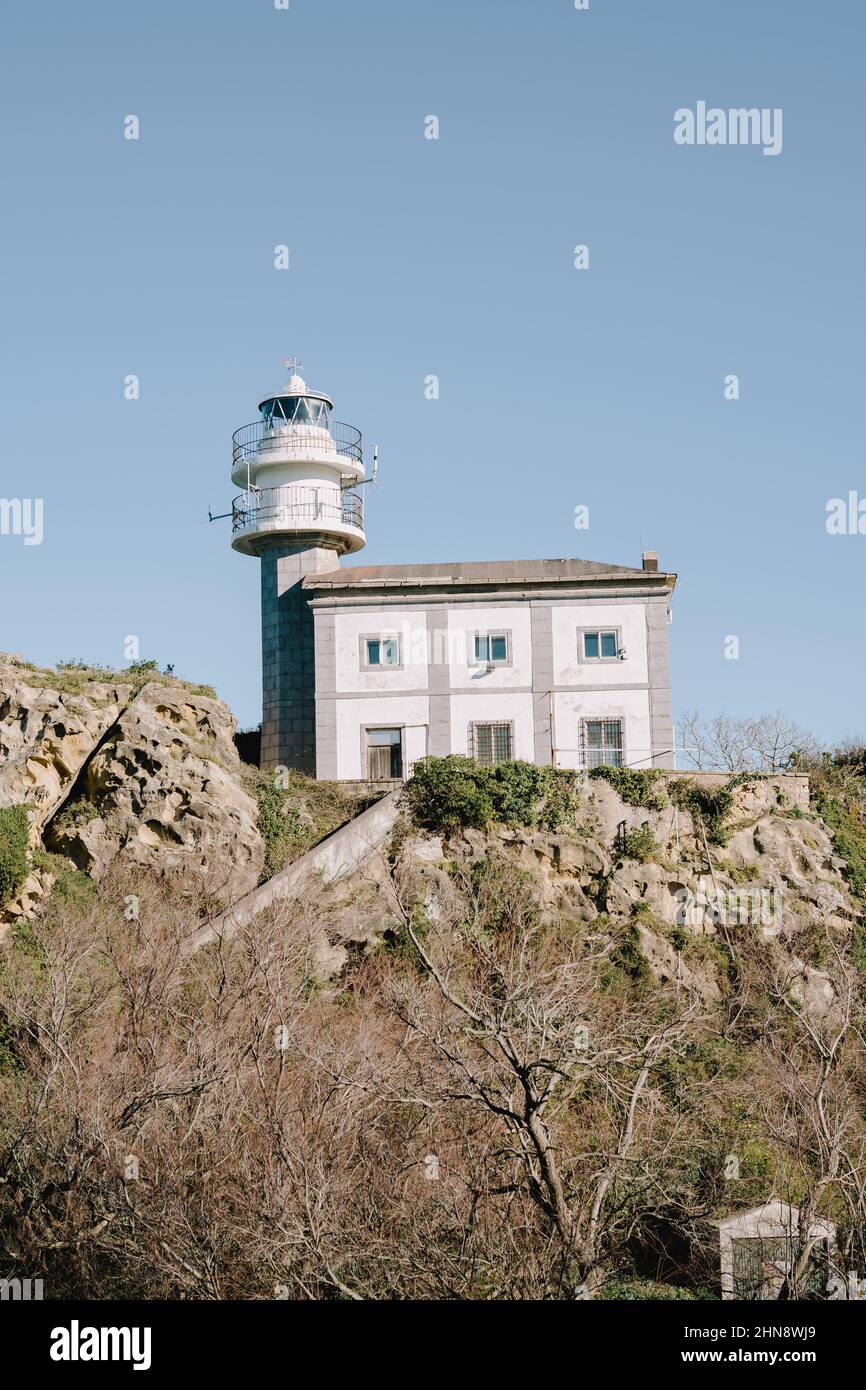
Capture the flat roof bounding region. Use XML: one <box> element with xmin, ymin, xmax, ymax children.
<box><xmin>303</xmin><ymin>557</ymin><xmax>676</xmax><ymax>592</ymax></box>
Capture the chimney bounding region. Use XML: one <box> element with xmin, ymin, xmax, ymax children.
<box><xmin>642</xmin><ymin>550</ymin><xmax>659</xmax><ymax>573</ymax></box>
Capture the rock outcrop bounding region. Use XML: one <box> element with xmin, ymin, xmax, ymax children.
<box><xmin>291</xmin><ymin>771</ymin><xmax>860</xmax><ymax>1015</ymax></box>
<box><xmin>2</xmin><ymin>654</ymin><xmax>861</xmax><ymax>1026</ymax></box>
<box><xmin>0</xmin><ymin>656</ymin><xmax>264</xmax><ymax>925</ymax></box>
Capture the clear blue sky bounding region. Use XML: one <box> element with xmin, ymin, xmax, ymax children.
<box><xmin>2</xmin><ymin>0</ymin><xmax>863</xmax><ymax>743</ymax></box>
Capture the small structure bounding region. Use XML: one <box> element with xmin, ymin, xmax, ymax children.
<box><xmin>713</xmin><ymin>1201</ymin><xmax>835</xmax><ymax>1300</ymax></box>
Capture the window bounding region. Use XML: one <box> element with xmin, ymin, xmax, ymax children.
<box><xmin>731</xmin><ymin>1238</ymin><xmax>829</xmax><ymax>1301</ymax></box>
<box><xmin>473</xmin><ymin>632</ymin><xmax>510</xmax><ymax>664</ymax></box>
<box><xmin>262</xmin><ymin>396</ymin><xmax>332</xmax><ymax>428</ymax></box>
<box><xmin>470</xmin><ymin>721</ymin><xmax>513</xmax><ymax>766</ymax></box>
<box><xmin>366</xmin><ymin>728</ymin><xmax>402</xmax><ymax>779</ymax></box>
<box><xmin>363</xmin><ymin>636</ymin><xmax>401</xmax><ymax>668</ymax></box>
<box><xmin>583</xmin><ymin>718</ymin><xmax>624</xmax><ymax>768</ymax></box>
<box><xmin>582</xmin><ymin>629</ymin><xmax>619</xmax><ymax>661</ymax></box>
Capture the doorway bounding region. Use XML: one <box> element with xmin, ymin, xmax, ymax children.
<box><xmin>366</xmin><ymin>727</ymin><xmax>403</xmax><ymax>780</ymax></box>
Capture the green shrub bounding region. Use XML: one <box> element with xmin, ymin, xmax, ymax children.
<box><xmin>540</xmin><ymin>769</ymin><xmax>583</xmax><ymax>830</ymax></box>
<box><xmin>255</xmin><ymin>777</ymin><xmax>306</xmax><ymax>879</ymax></box>
<box><xmin>0</xmin><ymin>805</ymin><xmax>30</xmax><ymax>906</ymax></box>
<box><xmin>53</xmin><ymin>798</ymin><xmax>100</xmax><ymax>832</ymax></box>
<box><xmin>669</xmin><ymin>773</ymin><xmax>755</xmax><ymax>846</ymax></box>
<box><xmin>796</xmin><ymin>920</ymin><xmax>832</xmax><ymax>970</ymax></box>
<box><xmin>406</xmin><ymin>756</ymin><xmax>494</xmax><ymax>831</ymax></box>
<box><xmin>670</xmin><ymin>925</ymin><xmax>689</xmax><ymax>952</ymax></box>
<box><xmin>602</xmin><ymin>1280</ymin><xmax>712</xmax><ymax>1301</ymax></box>
<box><xmin>816</xmin><ymin>794</ymin><xmax>866</xmax><ymax>901</ymax></box>
<box><xmin>589</xmin><ymin>765</ymin><xmax>668</xmax><ymax>810</ymax></box>
<box><xmin>406</xmin><ymin>757</ymin><xmax>580</xmax><ymax>834</ymax></box>
<box><xmin>611</xmin><ymin>924</ymin><xmax>652</xmax><ymax>991</ymax></box>
<box><xmin>658</xmin><ymin>1036</ymin><xmax>745</xmax><ymax>1100</ymax></box>
<box><xmin>620</xmin><ymin>825</ymin><xmax>659</xmax><ymax>863</ymax></box>
<box><xmin>486</xmin><ymin>761</ymin><xmax>551</xmax><ymax>826</ymax></box>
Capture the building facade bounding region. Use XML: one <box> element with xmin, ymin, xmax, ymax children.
<box><xmin>304</xmin><ymin>557</ymin><xmax>676</xmax><ymax>780</ymax></box>
<box><xmin>229</xmin><ymin>364</ymin><xmax>677</xmax><ymax>779</ymax></box>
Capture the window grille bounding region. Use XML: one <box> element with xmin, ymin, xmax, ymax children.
<box><xmin>469</xmin><ymin>721</ymin><xmax>513</xmax><ymax>766</ymax></box>
<box><xmin>583</xmin><ymin>718</ymin><xmax>624</xmax><ymax>768</ymax></box>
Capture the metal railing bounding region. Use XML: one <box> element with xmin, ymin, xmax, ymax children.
<box><xmin>232</xmin><ymin>484</ymin><xmax>364</xmax><ymax>535</ymax></box>
<box><xmin>231</xmin><ymin>419</ymin><xmax>363</xmax><ymax>470</ymax></box>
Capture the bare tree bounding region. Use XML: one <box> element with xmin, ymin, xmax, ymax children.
<box><xmin>679</xmin><ymin>711</ymin><xmax>821</xmax><ymax>773</ymax></box>
<box><xmin>3</xmin><ymin>841</ymin><xmax>864</xmax><ymax>1301</ymax></box>
<box><xmin>380</xmin><ymin>849</ymin><xmax>706</xmax><ymax>1293</ymax></box>
<box><xmin>737</xmin><ymin>925</ymin><xmax>866</xmax><ymax>1297</ymax></box>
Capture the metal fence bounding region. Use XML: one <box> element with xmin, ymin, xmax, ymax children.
<box><xmin>231</xmin><ymin>419</ymin><xmax>363</xmax><ymax>470</ymax></box>
<box><xmin>232</xmin><ymin>484</ymin><xmax>363</xmax><ymax>534</ymax></box>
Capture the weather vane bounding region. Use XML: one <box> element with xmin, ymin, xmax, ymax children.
<box><xmin>282</xmin><ymin>355</ymin><xmax>303</xmax><ymax>376</ymax></box>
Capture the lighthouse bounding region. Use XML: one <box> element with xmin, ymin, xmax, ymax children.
<box><xmin>230</xmin><ymin>359</ymin><xmax>365</xmax><ymax>773</ymax></box>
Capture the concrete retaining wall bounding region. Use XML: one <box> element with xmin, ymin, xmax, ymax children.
<box><xmin>659</xmin><ymin>771</ymin><xmax>810</xmax><ymax>812</ymax></box>
<box><xmin>186</xmin><ymin>787</ymin><xmax>402</xmax><ymax>954</ymax></box>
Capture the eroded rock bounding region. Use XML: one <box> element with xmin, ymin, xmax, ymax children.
<box><xmin>1</xmin><ymin>661</ymin><xmax>264</xmax><ymax>923</ymax></box>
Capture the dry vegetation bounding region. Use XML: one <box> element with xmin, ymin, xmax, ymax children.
<box><xmin>2</xmin><ymin>833</ymin><xmax>865</xmax><ymax>1300</ymax></box>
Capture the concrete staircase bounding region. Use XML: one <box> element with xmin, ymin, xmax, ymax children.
<box><xmin>185</xmin><ymin>787</ymin><xmax>402</xmax><ymax>954</ymax></box>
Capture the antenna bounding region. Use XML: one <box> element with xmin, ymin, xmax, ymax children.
<box><xmin>372</xmin><ymin>444</ymin><xmax>379</xmax><ymax>484</ymax></box>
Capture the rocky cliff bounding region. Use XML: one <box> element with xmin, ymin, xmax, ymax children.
<box><xmin>1</xmin><ymin>653</ymin><xmax>862</xmax><ymax>1023</ymax></box>
<box><xmin>2</xmin><ymin>662</ymin><xmax>865</xmax><ymax>1300</ymax></box>
<box><xmin>284</xmin><ymin>767</ymin><xmax>861</xmax><ymax>1019</ymax></box>
<box><xmin>0</xmin><ymin>654</ymin><xmax>264</xmax><ymax>926</ymax></box>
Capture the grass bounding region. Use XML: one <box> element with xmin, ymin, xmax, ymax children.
<box><xmin>244</xmin><ymin>766</ymin><xmax>367</xmax><ymax>881</ymax></box>
<box><xmin>0</xmin><ymin>805</ymin><xmax>31</xmax><ymax>906</ymax></box>
<box><xmin>716</xmin><ymin>859</ymin><xmax>760</xmax><ymax>884</ymax></box>
<box><xmin>30</xmin><ymin>850</ymin><xmax>96</xmax><ymax>908</ymax></box>
<box><xmin>5</xmin><ymin>657</ymin><xmax>216</xmax><ymax>700</ymax></box>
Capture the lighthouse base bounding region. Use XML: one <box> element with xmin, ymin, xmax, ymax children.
<box><xmin>257</xmin><ymin>540</ymin><xmax>339</xmax><ymax>775</ymax></box>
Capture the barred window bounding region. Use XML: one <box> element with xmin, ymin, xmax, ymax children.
<box><xmin>470</xmin><ymin>721</ymin><xmax>513</xmax><ymax>766</ymax></box>
<box><xmin>583</xmin><ymin>718</ymin><xmax>624</xmax><ymax>768</ymax></box>
<box><xmin>731</xmin><ymin>1237</ymin><xmax>829</xmax><ymax>1300</ymax></box>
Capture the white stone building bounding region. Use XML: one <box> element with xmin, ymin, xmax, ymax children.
<box><xmin>229</xmin><ymin>364</ymin><xmax>677</xmax><ymax>780</ymax></box>
<box><xmin>711</xmin><ymin>1201</ymin><xmax>836</xmax><ymax>1300</ymax></box>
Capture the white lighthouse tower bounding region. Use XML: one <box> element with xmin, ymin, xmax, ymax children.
<box><xmin>230</xmin><ymin>359</ymin><xmax>366</xmax><ymax>773</ymax></box>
